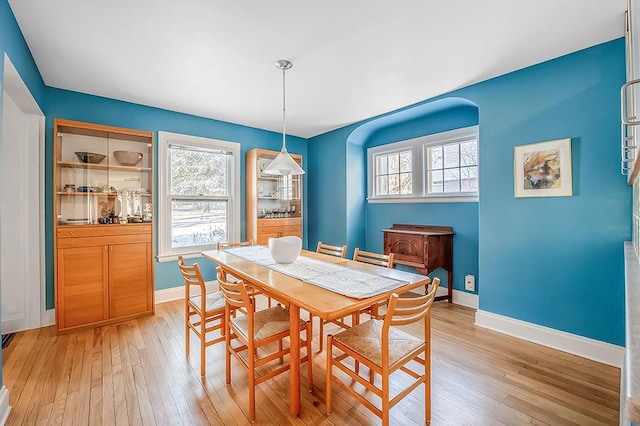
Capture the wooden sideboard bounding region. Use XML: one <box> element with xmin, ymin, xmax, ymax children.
<box><xmin>382</xmin><ymin>224</ymin><xmax>454</xmax><ymax>302</ymax></box>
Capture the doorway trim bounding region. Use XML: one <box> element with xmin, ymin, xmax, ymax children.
<box><xmin>2</xmin><ymin>53</ymin><xmax>46</xmax><ymax>330</ymax></box>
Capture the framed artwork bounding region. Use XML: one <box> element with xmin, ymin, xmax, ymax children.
<box><xmin>514</xmin><ymin>138</ymin><xmax>572</xmax><ymax>198</ymax></box>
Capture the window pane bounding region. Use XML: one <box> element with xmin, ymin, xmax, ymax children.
<box><xmin>444</xmin><ymin>168</ymin><xmax>460</xmax><ymax>192</ymax></box>
<box><xmin>376</xmin><ymin>175</ymin><xmax>388</xmax><ymax>195</ymax></box>
<box><xmin>399</xmin><ymin>151</ymin><xmax>412</xmax><ymax>172</ymax></box>
<box><xmin>388</xmin><ymin>153</ymin><xmax>399</xmax><ymax>173</ymax></box>
<box><xmin>400</xmin><ymin>172</ymin><xmax>412</xmax><ymax>194</ymax></box>
<box><xmin>460</xmin><ymin>139</ymin><xmax>478</xmax><ymax>166</ymax></box>
<box><xmin>443</xmin><ymin>143</ymin><xmax>460</xmax><ymax>168</ymax></box>
<box><xmin>171</xmin><ymin>200</ymin><xmax>227</xmax><ymax>248</ymax></box>
<box><xmin>388</xmin><ymin>174</ymin><xmax>399</xmax><ymax>194</ymax></box>
<box><xmin>461</xmin><ymin>166</ymin><xmax>478</xmax><ymax>192</ymax></box>
<box><xmin>376</xmin><ymin>154</ymin><xmax>388</xmax><ymax>175</ymax></box>
<box><xmin>428</xmin><ymin>146</ymin><xmax>443</xmax><ymax>170</ymax></box>
<box><xmin>428</xmin><ymin>170</ymin><xmax>443</xmax><ymax>193</ymax></box>
<box><xmin>170</xmin><ymin>147</ymin><xmax>228</xmax><ymax>196</ymax></box>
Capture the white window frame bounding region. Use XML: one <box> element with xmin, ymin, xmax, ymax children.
<box><xmin>367</xmin><ymin>125</ymin><xmax>479</xmax><ymax>203</ymax></box>
<box><xmin>157</xmin><ymin>131</ymin><xmax>241</xmax><ymax>261</ymax></box>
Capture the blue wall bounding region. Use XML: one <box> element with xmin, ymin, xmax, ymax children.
<box><xmin>44</xmin><ymin>88</ymin><xmax>308</xmax><ymax>307</ymax></box>
<box><xmin>473</xmin><ymin>39</ymin><xmax>628</xmax><ymax>345</ymax></box>
<box><xmin>308</xmin><ymin>39</ymin><xmax>629</xmax><ymax>345</ymax></box>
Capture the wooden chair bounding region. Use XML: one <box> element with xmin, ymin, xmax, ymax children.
<box><xmin>216</xmin><ymin>267</ymin><xmax>313</xmax><ymax>422</ymax></box>
<box><xmin>353</xmin><ymin>247</ymin><xmax>395</xmax><ymax>319</ymax></box>
<box><xmin>178</xmin><ymin>256</ymin><xmax>226</xmax><ymax>376</ymax></box>
<box><xmin>326</xmin><ymin>278</ymin><xmax>440</xmax><ymax>426</ymax></box>
<box><xmin>313</xmin><ymin>241</ymin><xmax>347</xmax><ymax>352</ymax></box>
<box><xmin>218</xmin><ymin>239</ymin><xmax>272</xmax><ymax>307</ymax></box>
<box><xmin>353</xmin><ymin>248</ymin><xmax>395</xmax><ymax>269</ymax></box>
<box><xmin>316</xmin><ymin>241</ymin><xmax>347</xmax><ymax>258</ymax></box>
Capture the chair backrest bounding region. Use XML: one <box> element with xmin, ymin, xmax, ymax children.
<box><xmin>384</xmin><ymin>277</ymin><xmax>440</xmax><ymax>328</ymax></box>
<box><xmin>216</xmin><ymin>267</ymin><xmax>253</xmax><ymax>311</ymax></box>
<box><xmin>352</xmin><ymin>248</ymin><xmax>394</xmax><ymax>268</ymax></box>
<box><xmin>316</xmin><ymin>241</ymin><xmax>347</xmax><ymax>258</ymax></box>
<box><xmin>217</xmin><ymin>239</ymin><xmax>254</xmax><ymax>250</ymax></box>
<box><xmin>178</xmin><ymin>256</ymin><xmax>207</xmax><ymax>299</ymax></box>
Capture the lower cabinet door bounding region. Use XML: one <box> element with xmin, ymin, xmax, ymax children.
<box><xmin>109</xmin><ymin>242</ymin><xmax>152</xmax><ymax>319</ymax></box>
<box><xmin>57</xmin><ymin>245</ymin><xmax>109</xmax><ymax>329</ymax></box>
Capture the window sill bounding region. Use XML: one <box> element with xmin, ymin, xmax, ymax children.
<box><xmin>156</xmin><ymin>252</ymin><xmax>207</xmax><ymax>263</ymax></box>
<box><xmin>367</xmin><ymin>195</ymin><xmax>478</xmax><ymax>204</ymax></box>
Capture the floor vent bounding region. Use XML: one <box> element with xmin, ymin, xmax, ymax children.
<box><xmin>2</xmin><ymin>333</ymin><xmax>15</xmax><ymax>349</ymax></box>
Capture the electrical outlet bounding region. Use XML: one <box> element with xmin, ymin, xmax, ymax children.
<box><xmin>465</xmin><ymin>274</ymin><xmax>475</xmax><ymax>292</ymax></box>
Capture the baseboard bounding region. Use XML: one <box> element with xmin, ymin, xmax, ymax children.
<box><xmin>43</xmin><ymin>309</ymin><xmax>55</xmax><ymax>327</ymax></box>
<box><xmin>475</xmin><ymin>310</ymin><xmax>624</xmax><ymax>368</ymax></box>
<box><xmin>0</xmin><ymin>386</ymin><xmax>11</xmax><ymax>426</ymax></box>
<box><xmin>452</xmin><ymin>290</ymin><xmax>478</xmax><ymax>309</ymax></box>
<box><xmin>154</xmin><ymin>281</ymin><xmax>217</xmax><ymax>304</ymax></box>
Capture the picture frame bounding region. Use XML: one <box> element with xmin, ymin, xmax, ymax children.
<box><xmin>514</xmin><ymin>138</ymin><xmax>572</xmax><ymax>198</ymax></box>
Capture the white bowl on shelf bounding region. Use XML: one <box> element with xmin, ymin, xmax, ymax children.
<box><xmin>113</xmin><ymin>150</ymin><xmax>143</xmax><ymax>166</ymax></box>
<box><xmin>268</xmin><ymin>236</ymin><xmax>302</xmax><ymax>264</ymax></box>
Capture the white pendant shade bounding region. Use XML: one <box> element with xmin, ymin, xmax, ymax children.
<box><xmin>264</xmin><ymin>59</ymin><xmax>305</xmax><ymax>176</ymax></box>
<box><xmin>262</xmin><ymin>148</ymin><xmax>305</xmax><ymax>176</ymax></box>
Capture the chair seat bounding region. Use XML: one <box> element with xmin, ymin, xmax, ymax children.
<box><xmin>189</xmin><ymin>291</ymin><xmax>226</xmax><ymax>313</ymax></box>
<box><xmin>333</xmin><ymin>319</ymin><xmax>424</xmax><ymax>367</ymax></box>
<box><xmin>231</xmin><ymin>306</ymin><xmax>303</xmax><ymax>341</ymax></box>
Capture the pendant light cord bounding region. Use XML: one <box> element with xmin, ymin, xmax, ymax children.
<box><xmin>282</xmin><ymin>65</ymin><xmax>287</xmax><ymax>152</ymax></box>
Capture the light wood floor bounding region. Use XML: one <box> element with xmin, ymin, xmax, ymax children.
<box><xmin>3</xmin><ymin>300</ymin><xmax>620</xmax><ymax>425</ymax></box>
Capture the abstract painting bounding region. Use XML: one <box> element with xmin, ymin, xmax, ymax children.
<box><xmin>514</xmin><ymin>138</ymin><xmax>572</xmax><ymax>198</ymax></box>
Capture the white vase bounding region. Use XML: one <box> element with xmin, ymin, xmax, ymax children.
<box><xmin>269</xmin><ymin>236</ymin><xmax>302</xmax><ymax>264</ymax></box>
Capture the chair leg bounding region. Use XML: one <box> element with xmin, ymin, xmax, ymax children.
<box><xmin>248</xmin><ymin>342</ymin><xmax>256</xmax><ymax>422</ymax></box>
<box><xmin>317</xmin><ymin>319</ymin><xmax>324</xmax><ymax>353</ymax></box>
<box><xmin>353</xmin><ymin>312</ymin><xmax>360</xmax><ymax>375</ymax></box>
<box><xmin>325</xmin><ymin>335</ymin><xmax>333</xmax><ymax>415</ymax></box>
<box><xmin>185</xmin><ymin>310</ymin><xmax>190</xmax><ymax>356</ymax></box>
<box><xmin>425</xmin><ymin>347</ymin><xmax>431</xmax><ymax>425</ymax></box>
<box><xmin>306</xmin><ymin>323</ymin><xmax>313</xmax><ymax>392</ymax></box>
<box><xmin>382</xmin><ymin>371</ymin><xmax>390</xmax><ymax>426</ymax></box>
<box><xmin>225</xmin><ymin>319</ymin><xmax>231</xmax><ymax>386</ymax></box>
<box><xmin>308</xmin><ymin>313</ymin><xmax>314</xmax><ymax>352</ymax></box>
<box><xmin>279</xmin><ymin>339</ymin><xmax>284</xmax><ymax>364</ymax></box>
<box><xmin>200</xmin><ymin>313</ymin><xmax>206</xmax><ymax>376</ymax></box>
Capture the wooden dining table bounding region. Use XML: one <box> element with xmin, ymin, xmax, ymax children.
<box><xmin>201</xmin><ymin>248</ymin><xmax>430</xmax><ymax>417</ymax></box>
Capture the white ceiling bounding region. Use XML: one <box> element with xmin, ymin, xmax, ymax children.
<box><xmin>7</xmin><ymin>0</ymin><xmax>627</xmax><ymax>138</ymax></box>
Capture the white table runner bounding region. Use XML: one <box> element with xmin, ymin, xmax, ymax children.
<box><xmin>223</xmin><ymin>245</ymin><xmax>408</xmax><ymax>299</ymax></box>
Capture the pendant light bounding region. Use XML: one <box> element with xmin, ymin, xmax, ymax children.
<box><xmin>262</xmin><ymin>59</ymin><xmax>305</xmax><ymax>176</ymax></box>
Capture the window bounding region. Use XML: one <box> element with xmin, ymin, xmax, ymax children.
<box><xmin>367</xmin><ymin>126</ymin><xmax>478</xmax><ymax>202</ymax></box>
<box><xmin>158</xmin><ymin>132</ymin><xmax>240</xmax><ymax>260</ymax></box>
<box><xmin>374</xmin><ymin>150</ymin><xmax>412</xmax><ymax>196</ymax></box>
<box><xmin>425</xmin><ymin>138</ymin><xmax>478</xmax><ymax>194</ymax></box>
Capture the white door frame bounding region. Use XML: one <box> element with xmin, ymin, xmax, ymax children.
<box><xmin>1</xmin><ymin>53</ymin><xmax>46</xmax><ymax>331</ymax></box>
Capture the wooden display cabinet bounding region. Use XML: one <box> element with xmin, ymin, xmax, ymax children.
<box><xmin>246</xmin><ymin>148</ymin><xmax>302</xmax><ymax>245</ymax></box>
<box><xmin>53</xmin><ymin>119</ymin><xmax>155</xmax><ymax>332</ymax></box>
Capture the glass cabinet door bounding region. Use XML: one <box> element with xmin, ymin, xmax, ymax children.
<box><xmin>55</xmin><ymin>120</ymin><xmax>153</xmax><ymax>226</ymax></box>
<box><xmin>256</xmin><ymin>153</ymin><xmax>302</xmax><ymax>219</ymax></box>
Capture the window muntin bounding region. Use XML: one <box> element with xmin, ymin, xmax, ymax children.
<box><xmin>158</xmin><ymin>132</ymin><xmax>240</xmax><ymax>260</ymax></box>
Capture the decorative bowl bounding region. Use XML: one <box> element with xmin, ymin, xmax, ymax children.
<box><xmin>75</xmin><ymin>151</ymin><xmax>107</xmax><ymax>164</ymax></box>
<box><xmin>268</xmin><ymin>236</ymin><xmax>302</xmax><ymax>264</ymax></box>
<box><xmin>113</xmin><ymin>150</ymin><xmax>143</xmax><ymax>166</ymax></box>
